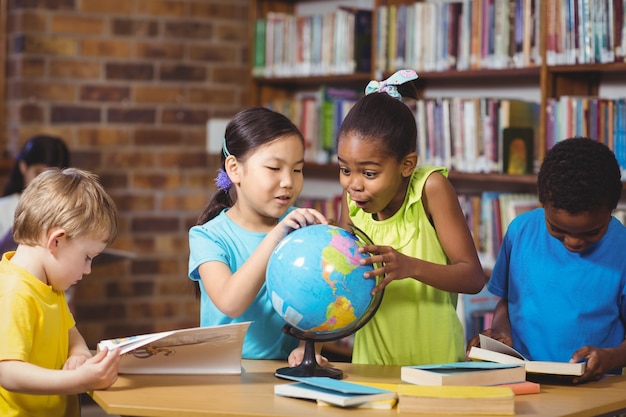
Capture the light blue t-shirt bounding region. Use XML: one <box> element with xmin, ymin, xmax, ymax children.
<box><xmin>488</xmin><ymin>208</ymin><xmax>626</xmax><ymax>367</ymax></box>
<box><xmin>188</xmin><ymin>208</ymin><xmax>298</xmax><ymax>360</ymax></box>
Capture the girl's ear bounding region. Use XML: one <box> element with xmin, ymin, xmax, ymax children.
<box><xmin>401</xmin><ymin>152</ymin><xmax>418</xmax><ymax>177</ymax></box>
<box><xmin>224</xmin><ymin>155</ymin><xmax>239</xmax><ymax>185</ymax></box>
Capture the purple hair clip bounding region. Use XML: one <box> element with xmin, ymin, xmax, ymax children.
<box><xmin>214</xmin><ymin>168</ymin><xmax>232</xmax><ymax>191</ymax></box>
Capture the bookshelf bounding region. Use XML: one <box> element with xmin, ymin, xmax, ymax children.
<box><xmin>250</xmin><ymin>0</ymin><xmax>626</xmax><ymax>351</ymax></box>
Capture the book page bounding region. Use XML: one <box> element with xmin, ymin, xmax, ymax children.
<box><xmin>478</xmin><ymin>334</ymin><xmax>526</xmax><ymax>360</ymax></box>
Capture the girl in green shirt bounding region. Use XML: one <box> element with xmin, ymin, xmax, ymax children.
<box><xmin>337</xmin><ymin>70</ymin><xmax>485</xmax><ymax>366</ymax></box>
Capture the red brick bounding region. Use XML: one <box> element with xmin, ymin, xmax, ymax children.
<box><xmin>81</xmin><ymin>85</ymin><xmax>130</xmax><ymax>102</ymax></box>
<box><xmin>9</xmin><ymin>81</ymin><xmax>76</xmax><ymax>101</ymax></box>
<box><xmin>101</xmin><ymin>151</ymin><xmax>156</xmax><ymax>168</ymax></box>
<box><xmin>51</xmin><ymin>15</ymin><xmax>104</xmax><ymax>35</ymax></box>
<box><xmin>106</xmin><ymin>63</ymin><xmax>154</xmax><ymax>81</ymax></box>
<box><xmin>134</xmin><ymin>86</ymin><xmax>185</xmax><ymax>103</ymax></box>
<box><xmin>111</xmin><ymin>19</ymin><xmax>159</xmax><ymax>37</ymax></box>
<box><xmin>80</xmin><ymin>39</ymin><xmax>132</xmax><ymax>58</ymax></box>
<box><xmin>136</xmin><ymin>42</ymin><xmax>185</xmax><ymax>60</ymax></box>
<box><xmin>136</xmin><ymin>0</ymin><xmax>186</xmax><ymax>17</ymax></box>
<box><xmin>7</xmin><ymin>57</ymin><xmax>45</xmax><ymax>77</ymax></box>
<box><xmin>107</xmin><ymin>108</ymin><xmax>156</xmax><ymax>124</ymax></box>
<box><xmin>79</xmin><ymin>0</ymin><xmax>132</xmax><ymax>14</ymax></box>
<box><xmin>133</xmin><ymin>172</ymin><xmax>182</xmax><ymax>189</ymax></box>
<box><xmin>189</xmin><ymin>87</ymin><xmax>236</xmax><ymax>106</ymax></box>
<box><xmin>189</xmin><ymin>3</ymin><xmax>247</xmax><ymax>20</ymax></box>
<box><xmin>161</xmin><ymin>109</ymin><xmax>208</xmax><ymax>125</ymax></box>
<box><xmin>164</xmin><ymin>21</ymin><xmax>212</xmax><ymax>39</ymax></box>
<box><xmin>114</xmin><ymin>194</ymin><xmax>156</xmax><ymax>212</ymax></box>
<box><xmin>159</xmin><ymin>151</ymin><xmax>206</xmax><ymax>168</ymax></box>
<box><xmin>51</xmin><ymin>105</ymin><xmax>101</xmax><ymax>123</ymax></box>
<box><xmin>78</xmin><ymin>127</ymin><xmax>131</xmax><ymax>146</ymax></box>
<box><xmin>189</xmin><ymin>44</ymin><xmax>238</xmax><ymax>62</ymax></box>
<box><xmin>216</xmin><ymin>22</ymin><xmax>248</xmax><ymax>43</ymax></box>
<box><xmin>16</xmin><ymin>34</ymin><xmax>77</xmax><ymax>55</ymax></box>
<box><xmin>160</xmin><ymin>193</ymin><xmax>207</xmax><ymax>211</ymax></box>
<box><xmin>50</xmin><ymin>59</ymin><xmax>100</xmax><ymax>79</ymax></box>
<box><xmin>19</xmin><ymin>103</ymin><xmax>45</xmax><ymax>122</ymax></box>
<box><xmin>7</xmin><ymin>11</ymin><xmax>48</xmax><ymax>32</ymax></box>
<box><xmin>131</xmin><ymin>216</ymin><xmax>180</xmax><ymax>233</ymax></box>
<box><xmin>159</xmin><ymin>65</ymin><xmax>206</xmax><ymax>82</ymax></box>
<box><xmin>134</xmin><ymin>128</ymin><xmax>183</xmax><ymax>146</ymax></box>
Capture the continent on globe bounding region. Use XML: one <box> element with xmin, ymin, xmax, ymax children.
<box><xmin>266</xmin><ymin>224</ymin><xmax>378</xmax><ymax>336</ymax></box>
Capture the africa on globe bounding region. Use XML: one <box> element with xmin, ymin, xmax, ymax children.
<box><xmin>266</xmin><ymin>224</ymin><xmax>378</xmax><ymax>338</ymax></box>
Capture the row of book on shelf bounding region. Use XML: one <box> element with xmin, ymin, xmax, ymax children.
<box><xmin>267</xmin><ymin>85</ymin><xmax>626</xmax><ymax>178</ymax></box>
<box><xmin>253</xmin><ymin>7</ymin><xmax>372</xmax><ymax>78</ymax></box>
<box><xmin>252</xmin><ymin>0</ymin><xmax>545</xmax><ymax>78</ymax></box>
<box><xmin>252</xmin><ymin>0</ymin><xmax>626</xmax><ymax>79</ymax></box>
<box><xmin>545</xmin><ymin>0</ymin><xmax>626</xmax><ymax>65</ymax></box>
<box><xmin>376</xmin><ymin>0</ymin><xmax>540</xmax><ymax>74</ymax></box>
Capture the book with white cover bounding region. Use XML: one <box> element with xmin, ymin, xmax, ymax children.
<box><xmin>97</xmin><ymin>322</ymin><xmax>251</xmax><ymax>375</ymax></box>
<box><xmin>468</xmin><ymin>334</ymin><xmax>585</xmax><ymax>376</ymax></box>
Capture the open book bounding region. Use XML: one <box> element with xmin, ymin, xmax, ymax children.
<box><xmin>468</xmin><ymin>334</ymin><xmax>585</xmax><ymax>377</ymax></box>
<box><xmin>97</xmin><ymin>322</ymin><xmax>251</xmax><ymax>374</ymax></box>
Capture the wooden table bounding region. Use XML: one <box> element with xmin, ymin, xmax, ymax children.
<box><xmin>90</xmin><ymin>360</ymin><xmax>626</xmax><ymax>417</ymax></box>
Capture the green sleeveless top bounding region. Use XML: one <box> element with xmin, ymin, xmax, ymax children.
<box><xmin>349</xmin><ymin>166</ymin><xmax>465</xmax><ymax>366</ymax></box>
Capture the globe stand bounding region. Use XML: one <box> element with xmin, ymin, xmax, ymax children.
<box><xmin>274</xmin><ymin>329</ymin><xmax>343</xmax><ymax>380</ymax></box>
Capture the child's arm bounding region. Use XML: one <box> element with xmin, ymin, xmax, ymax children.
<box><xmin>63</xmin><ymin>327</ymin><xmax>93</xmax><ymax>370</ymax></box>
<box><xmin>361</xmin><ymin>172</ymin><xmax>485</xmax><ymax>294</ymax></box>
<box><xmin>570</xmin><ymin>341</ymin><xmax>626</xmax><ymax>384</ymax></box>
<box><xmin>466</xmin><ymin>298</ymin><xmax>513</xmax><ymax>357</ymax></box>
<box><xmin>198</xmin><ymin>208</ymin><xmax>328</xmax><ymax>317</ymax></box>
<box><xmin>0</xmin><ymin>347</ymin><xmax>120</xmax><ymax>395</ymax></box>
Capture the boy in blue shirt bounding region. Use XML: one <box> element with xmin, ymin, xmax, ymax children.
<box><xmin>468</xmin><ymin>137</ymin><xmax>626</xmax><ymax>384</ymax></box>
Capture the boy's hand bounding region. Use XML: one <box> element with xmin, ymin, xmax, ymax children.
<box><xmin>62</xmin><ymin>353</ymin><xmax>91</xmax><ymax>371</ymax></box>
<box><xmin>570</xmin><ymin>346</ymin><xmax>611</xmax><ymax>384</ymax></box>
<box><xmin>77</xmin><ymin>347</ymin><xmax>121</xmax><ymax>391</ymax></box>
<box><xmin>465</xmin><ymin>329</ymin><xmax>513</xmax><ymax>359</ymax></box>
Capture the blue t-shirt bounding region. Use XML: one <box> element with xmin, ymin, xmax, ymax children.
<box><xmin>488</xmin><ymin>208</ymin><xmax>626</xmax><ymax>365</ymax></box>
<box><xmin>188</xmin><ymin>208</ymin><xmax>298</xmax><ymax>360</ymax></box>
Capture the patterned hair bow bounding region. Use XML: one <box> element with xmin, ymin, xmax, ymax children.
<box><xmin>365</xmin><ymin>69</ymin><xmax>419</xmax><ymax>99</ymax></box>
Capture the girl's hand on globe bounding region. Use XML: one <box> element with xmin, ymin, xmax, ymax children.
<box><xmin>358</xmin><ymin>244</ymin><xmax>413</xmax><ymax>294</ymax></box>
<box><xmin>273</xmin><ymin>208</ymin><xmax>328</xmax><ymax>242</ymax></box>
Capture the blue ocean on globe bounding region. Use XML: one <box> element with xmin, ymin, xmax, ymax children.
<box><xmin>266</xmin><ymin>224</ymin><xmax>376</xmax><ymax>335</ymax></box>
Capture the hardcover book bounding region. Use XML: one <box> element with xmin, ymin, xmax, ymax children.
<box><xmin>97</xmin><ymin>322</ymin><xmax>250</xmax><ymax>375</ymax></box>
<box><xmin>401</xmin><ymin>361</ymin><xmax>525</xmax><ymax>386</ymax></box>
<box><xmin>468</xmin><ymin>334</ymin><xmax>586</xmax><ymax>377</ymax></box>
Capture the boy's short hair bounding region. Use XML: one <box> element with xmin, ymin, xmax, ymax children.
<box><xmin>13</xmin><ymin>167</ymin><xmax>118</xmax><ymax>245</ymax></box>
<box><xmin>538</xmin><ymin>137</ymin><xmax>623</xmax><ymax>213</ymax></box>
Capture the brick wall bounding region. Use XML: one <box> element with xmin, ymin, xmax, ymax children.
<box><xmin>2</xmin><ymin>0</ymin><xmax>250</xmax><ymax>347</ymax></box>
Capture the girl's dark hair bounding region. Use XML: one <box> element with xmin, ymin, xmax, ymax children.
<box><xmin>337</xmin><ymin>90</ymin><xmax>418</xmax><ymax>161</ymax></box>
<box><xmin>196</xmin><ymin>107</ymin><xmax>304</xmax><ymax>225</ymax></box>
<box><xmin>538</xmin><ymin>137</ymin><xmax>623</xmax><ymax>213</ymax></box>
<box><xmin>3</xmin><ymin>135</ymin><xmax>70</xmax><ymax>196</ymax></box>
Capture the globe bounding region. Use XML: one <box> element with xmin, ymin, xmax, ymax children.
<box><xmin>266</xmin><ymin>224</ymin><xmax>384</xmax><ymax>379</ymax></box>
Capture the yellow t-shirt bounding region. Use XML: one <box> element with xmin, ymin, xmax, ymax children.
<box><xmin>349</xmin><ymin>167</ymin><xmax>465</xmax><ymax>366</ymax></box>
<box><xmin>0</xmin><ymin>252</ymin><xmax>78</xmax><ymax>417</ymax></box>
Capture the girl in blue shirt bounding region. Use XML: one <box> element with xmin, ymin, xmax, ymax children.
<box><xmin>188</xmin><ymin>107</ymin><xmax>327</xmax><ymax>365</ymax></box>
